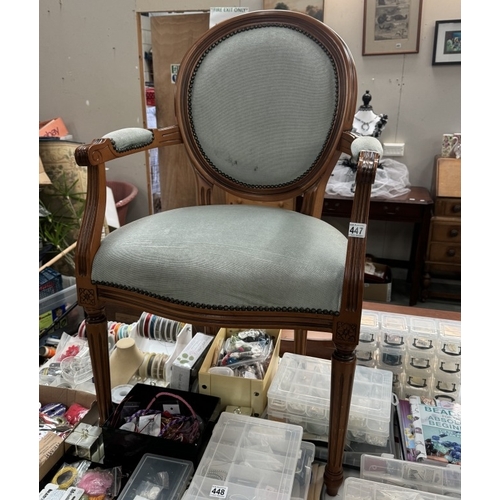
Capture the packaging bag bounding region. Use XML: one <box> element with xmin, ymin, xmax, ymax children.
<box><xmin>326</xmin><ymin>157</ymin><xmax>411</xmax><ymax>199</ymax></box>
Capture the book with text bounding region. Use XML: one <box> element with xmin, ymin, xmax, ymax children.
<box><xmin>408</xmin><ymin>395</ymin><xmax>461</xmax><ymax>466</ymax></box>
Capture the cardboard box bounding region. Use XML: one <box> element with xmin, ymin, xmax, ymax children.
<box><xmin>39</xmin><ymin>386</ymin><xmax>97</xmax><ymax>481</ymax></box>
<box><xmin>170</xmin><ymin>332</ymin><xmax>214</xmax><ymax>391</ymax></box>
<box><xmin>39</xmin><ymin>117</ymin><xmax>69</xmax><ymax>138</ymax></box>
<box><xmin>364</xmin><ymin>263</ymin><xmax>392</xmax><ymax>303</ymax></box>
<box><xmin>198</xmin><ymin>328</ymin><xmax>281</xmax><ymax>417</ymax></box>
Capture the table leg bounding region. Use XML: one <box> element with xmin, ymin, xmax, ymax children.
<box><xmin>408</xmin><ymin>205</ymin><xmax>432</xmax><ymax>306</ymax></box>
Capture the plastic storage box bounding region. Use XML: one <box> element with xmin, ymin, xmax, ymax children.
<box><xmin>360</xmin><ymin>454</ymin><xmax>461</xmax><ymax>498</ymax></box>
<box><xmin>353</xmin><ymin>312</ymin><xmax>461</xmax><ymax>404</ymax></box>
<box><xmin>355</xmin><ymin>310</ymin><xmax>380</xmax><ymax>368</ymax></box>
<box><xmin>39</xmin><ymin>275</ymin><xmax>84</xmax><ymax>334</ymax></box>
<box><xmin>342</xmin><ymin>476</ymin><xmax>451</xmax><ymax>499</ymax></box>
<box><xmin>117</xmin><ymin>454</ymin><xmax>193</xmax><ymax>500</ymax></box>
<box><xmin>291</xmin><ymin>441</ymin><xmax>315</xmax><ymax>500</ymax></box>
<box><xmin>182</xmin><ymin>412</ymin><xmax>303</xmax><ymax>500</ymax></box>
<box><xmin>102</xmin><ymin>384</ymin><xmax>221</xmax><ymax>471</ymax></box>
<box><xmin>267</xmin><ymin>353</ymin><xmax>393</xmax><ymax>447</ymax></box>
<box><xmin>312</xmin><ymin>412</ymin><xmax>397</xmax><ymax>470</ymax></box>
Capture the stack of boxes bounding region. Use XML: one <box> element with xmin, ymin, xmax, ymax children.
<box><xmin>267</xmin><ymin>353</ymin><xmax>394</xmax><ymax>449</ymax></box>
<box><xmin>355</xmin><ymin>311</ymin><xmax>461</xmax><ymax>403</ymax></box>
<box><xmin>182</xmin><ymin>412</ymin><xmax>313</xmax><ymax>500</ymax></box>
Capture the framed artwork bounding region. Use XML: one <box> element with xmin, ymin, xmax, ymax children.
<box><xmin>432</xmin><ymin>20</ymin><xmax>461</xmax><ymax>65</ymax></box>
<box><xmin>363</xmin><ymin>0</ymin><xmax>423</xmax><ymax>56</ymax></box>
<box><xmin>263</xmin><ymin>1</ymin><xmax>324</xmax><ymax>22</ymax></box>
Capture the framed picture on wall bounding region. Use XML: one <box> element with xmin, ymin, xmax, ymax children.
<box><xmin>263</xmin><ymin>1</ymin><xmax>324</xmax><ymax>22</ymax></box>
<box><xmin>363</xmin><ymin>0</ymin><xmax>423</xmax><ymax>56</ymax></box>
<box><xmin>432</xmin><ymin>20</ymin><xmax>461</xmax><ymax>65</ymax></box>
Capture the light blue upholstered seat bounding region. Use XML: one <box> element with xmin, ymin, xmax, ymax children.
<box><xmin>92</xmin><ymin>204</ymin><xmax>348</xmax><ymax>313</ymax></box>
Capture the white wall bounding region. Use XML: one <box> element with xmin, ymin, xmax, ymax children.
<box><xmin>39</xmin><ymin>0</ymin><xmax>147</xmax><ymax>222</ymax></box>
<box><xmin>39</xmin><ymin>0</ymin><xmax>461</xmax><ymax>261</ymax></box>
<box><xmin>324</xmin><ymin>0</ymin><xmax>461</xmax><ymax>188</ymax></box>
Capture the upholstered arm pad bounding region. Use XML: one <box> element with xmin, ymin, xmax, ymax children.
<box><xmin>350</xmin><ymin>136</ymin><xmax>384</xmax><ymax>162</ymax></box>
<box><xmin>102</xmin><ymin>128</ymin><xmax>154</xmax><ymax>153</ymax></box>
<box><xmin>75</xmin><ymin>125</ymin><xmax>182</xmax><ymax>167</ymax></box>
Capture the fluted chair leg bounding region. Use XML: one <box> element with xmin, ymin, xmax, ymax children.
<box><xmin>85</xmin><ymin>308</ymin><xmax>113</xmax><ymax>424</ymax></box>
<box><xmin>324</xmin><ymin>347</ymin><xmax>357</xmax><ymax>496</ymax></box>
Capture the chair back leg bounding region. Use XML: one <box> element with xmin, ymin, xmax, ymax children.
<box><xmin>293</xmin><ymin>329</ymin><xmax>308</xmax><ymax>355</ymax></box>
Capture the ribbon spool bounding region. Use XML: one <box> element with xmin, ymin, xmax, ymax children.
<box><xmin>51</xmin><ymin>465</ymin><xmax>79</xmax><ymax>489</ymax></box>
<box><xmin>112</xmin><ymin>384</ymin><xmax>134</xmax><ymax>404</ymax></box>
<box><xmin>137</xmin><ymin>312</ymin><xmax>184</xmax><ymax>342</ymax></box>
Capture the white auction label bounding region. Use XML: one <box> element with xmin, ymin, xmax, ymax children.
<box><xmin>209</xmin><ymin>485</ymin><xmax>228</xmax><ymax>498</ymax></box>
<box><xmin>348</xmin><ymin>222</ymin><xmax>367</xmax><ymax>238</ymax></box>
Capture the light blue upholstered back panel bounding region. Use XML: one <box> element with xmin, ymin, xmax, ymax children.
<box><xmin>189</xmin><ymin>25</ymin><xmax>338</xmax><ymax>187</ymax></box>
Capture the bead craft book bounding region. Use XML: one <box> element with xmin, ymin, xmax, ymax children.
<box><xmin>398</xmin><ymin>396</ymin><xmax>461</xmax><ymax>466</ymax></box>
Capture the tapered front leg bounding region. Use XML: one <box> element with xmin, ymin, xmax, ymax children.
<box><xmin>85</xmin><ymin>307</ymin><xmax>113</xmax><ymax>424</ymax></box>
<box><xmin>324</xmin><ymin>347</ymin><xmax>357</xmax><ymax>497</ymax></box>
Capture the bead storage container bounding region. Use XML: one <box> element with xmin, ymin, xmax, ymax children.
<box><xmin>342</xmin><ymin>476</ymin><xmax>451</xmax><ymax>500</ymax></box>
<box><xmin>355</xmin><ymin>310</ymin><xmax>380</xmax><ymax>368</ymax></box>
<box><xmin>378</xmin><ymin>313</ymin><xmax>408</xmax><ymax>368</ymax></box>
<box><xmin>404</xmin><ymin>317</ymin><xmax>438</xmax><ymax>399</ymax></box>
<box><xmin>434</xmin><ymin>320</ymin><xmax>461</xmax><ymax>402</ymax></box>
<box><xmin>353</xmin><ymin>311</ymin><xmax>461</xmax><ymax>403</ymax></box>
<box><xmin>182</xmin><ymin>412</ymin><xmax>304</xmax><ymax>500</ymax></box>
<box><xmin>267</xmin><ymin>353</ymin><xmax>393</xmax><ymax>447</ymax></box>
<box><xmin>117</xmin><ymin>453</ymin><xmax>194</xmax><ymax>500</ymax></box>
<box><xmin>378</xmin><ymin>313</ymin><xmax>408</xmax><ymax>398</ymax></box>
<box><xmin>359</xmin><ymin>454</ymin><xmax>461</xmax><ymax>498</ymax></box>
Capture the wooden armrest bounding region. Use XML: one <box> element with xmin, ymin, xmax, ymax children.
<box><xmin>75</xmin><ymin>125</ymin><xmax>182</xmax><ymax>167</ymax></box>
<box><xmin>339</xmin><ymin>130</ymin><xmax>357</xmax><ymax>156</ymax></box>
<box><xmin>337</xmin><ymin>148</ymin><xmax>379</xmax><ymax>346</ymax></box>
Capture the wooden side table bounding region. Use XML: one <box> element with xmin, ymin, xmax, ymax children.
<box><xmin>422</xmin><ymin>157</ymin><xmax>461</xmax><ymax>301</ymax></box>
<box><xmin>307</xmin><ymin>186</ymin><xmax>434</xmax><ymax>306</ymax></box>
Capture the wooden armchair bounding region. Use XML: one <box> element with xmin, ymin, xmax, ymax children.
<box><xmin>74</xmin><ymin>10</ymin><xmax>381</xmax><ymax>496</ymax></box>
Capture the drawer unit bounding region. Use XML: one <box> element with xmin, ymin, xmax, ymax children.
<box><xmin>427</xmin><ymin>241</ymin><xmax>461</xmax><ymax>264</ymax></box>
<box><xmin>422</xmin><ymin>157</ymin><xmax>461</xmax><ymax>301</ymax></box>
<box><xmin>434</xmin><ymin>198</ymin><xmax>461</xmax><ymax>217</ymax></box>
<box><xmin>428</xmin><ymin>217</ymin><xmax>461</xmax><ymax>242</ymax></box>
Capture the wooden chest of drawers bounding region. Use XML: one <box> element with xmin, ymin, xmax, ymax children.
<box><xmin>422</xmin><ymin>157</ymin><xmax>461</xmax><ymax>301</ymax></box>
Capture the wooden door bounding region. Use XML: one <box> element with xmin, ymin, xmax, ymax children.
<box><xmin>151</xmin><ymin>13</ymin><xmax>226</xmax><ymax>210</ymax></box>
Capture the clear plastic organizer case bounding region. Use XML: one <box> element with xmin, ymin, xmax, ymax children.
<box><xmin>342</xmin><ymin>476</ymin><xmax>452</xmax><ymax>500</ymax></box>
<box><xmin>360</xmin><ymin>454</ymin><xmax>461</xmax><ymax>498</ymax></box>
<box><xmin>356</xmin><ymin>312</ymin><xmax>461</xmax><ymax>404</ymax></box>
<box><xmin>291</xmin><ymin>441</ymin><xmax>315</xmax><ymax>500</ymax></box>
<box><xmin>182</xmin><ymin>412</ymin><xmax>304</xmax><ymax>500</ymax></box>
<box><xmin>267</xmin><ymin>353</ymin><xmax>393</xmax><ymax>446</ymax></box>
<box><xmin>118</xmin><ymin>453</ymin><xmax>194</xmax><ymax>500</ymax></box>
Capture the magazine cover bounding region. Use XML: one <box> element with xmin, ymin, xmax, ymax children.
<box><xmin>408</xmin><ymin>395</ymin><xmax>461</xmax><ymax>466</ymax></box>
